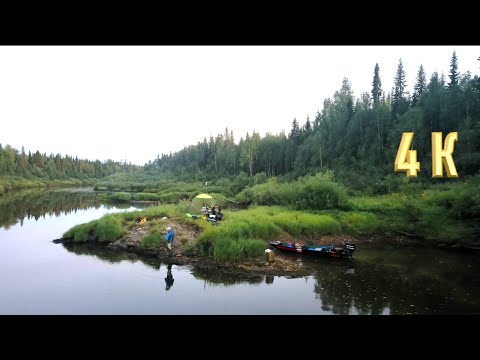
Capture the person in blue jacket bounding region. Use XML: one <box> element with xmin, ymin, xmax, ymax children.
<box><xmin>165</xmin><ymin>227</ymin><xmax>175</xmax><ymax>250</ymax></box>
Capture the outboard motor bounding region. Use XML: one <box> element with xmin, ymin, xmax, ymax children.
<box><xmin>344</xmin><ymin>242</ymin><xmax>356</xmax><ymax>256</ymax></box>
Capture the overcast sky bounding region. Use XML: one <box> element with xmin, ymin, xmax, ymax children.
<box><xmin>0</xmin><ymin>46</ymin><xmax>479</xmax><ymax>165</ymax></box>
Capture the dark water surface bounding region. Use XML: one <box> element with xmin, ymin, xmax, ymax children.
<box><xmin>1</xmin><ymin>188</ymin><xmax>479</xmax><ymax>314</ymax></box>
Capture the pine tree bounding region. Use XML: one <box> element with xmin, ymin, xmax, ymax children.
<box><xmin>289</xmin><ymin>118</ymin><xmax>300</xmax><ymax>141</ymax></box>
<box><xmin>371</xmin><ymin>63</ymin><xmax>382</xmax><ymax>105</ymax></box>
<box><xmin>448</xmin><ymin>51</ymin><xmax>459</xmax><ymax>88</ymax></box>
<box><xmin>392</xmin><ymin>58</ymin><xmax>407</xmax><ymax>118</ymax></box>
<box><xmin>304</xmin><ymin>115</ymin><xmax>312</xmax><ymax>133</ymax></box>
<box><xmin>412</xmin><ymin>64</ymin><xmax>427</xmax><ymax>106</ymax></box>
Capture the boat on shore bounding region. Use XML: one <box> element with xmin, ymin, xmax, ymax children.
<box><xmin>269</xmin><ymin>241</ymin><xmax>356</xmax><ymax>259</ymax></box>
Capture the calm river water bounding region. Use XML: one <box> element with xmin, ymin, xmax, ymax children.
<box><xmin>0</xmin><ymin>188</ymin><xmax>479</xmax><ymax>315</ymax></box>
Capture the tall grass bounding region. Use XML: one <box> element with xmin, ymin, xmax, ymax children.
<box><xmin>63</xmin><ymin>221</ymin><xmax>96</xmax><ymax>242</ymax></box>
<box><xmin>131</xmin><ymin>193</ymin><xmax>162</xmax><ymax>201</ymax></box>
<box><xmin>96</xmin><ymin>216</ymin><xmax>125</xmax><ymax>242</ymax></box>
<box><xmin>63</xmin><ymin>215</ymin><xmax>125</xmax><ymax>242</ymax></box>
<box><xmin>62</xmin><ymin>204</ymin><xmax>183</xmax><ymax>243</ymax></box>
<box><xmin>140</xmin><ymin>228</ymin><xmax>166</xmax><ymax>248</ymax></box>
<box><xmin>272</xmin><ymin>212</ymin><xmax>341</xmax><ymax>236</ymax></box>
<box><xmin>106</xmin><ymin>192</ymin><xmax>132</xmax><ymax>202</ymax></box>
<box><xmin>197</xmin><ymin>210</ymin><xmax>280</xmax><ymax>244</ymax></box>
<box><xmin>212</xmin><ymin>238</ymin><xmax>266</xmax><ymax>262</ymax></box>
<box><xmin>350</xmin><ymin>181</ymin><xmax>480</xmax><ymax>247</ymax></box>
<box><xmin>336</xmin><ymin>211</ymin><xmax>384</xmax><ymax>235</ymax></box>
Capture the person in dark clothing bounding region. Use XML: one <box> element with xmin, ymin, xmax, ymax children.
<box><xmin>214</xmin><ymin>205</ymin><xmax>222</xmax><ymax>221</ymax></box>
<box><xmin>165</xmin><ymin>263</ymin><xmax>174</xmax><ymax>291</ymax></box>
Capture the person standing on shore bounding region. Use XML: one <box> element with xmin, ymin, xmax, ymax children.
<box><xmin>165</xmin><ymin>227</ymin><xmax>175</xmax><ymax>250</ymax></box>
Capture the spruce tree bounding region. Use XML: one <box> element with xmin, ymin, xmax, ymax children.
<box><xmin>371</xmin><ymin>63</ymin><xmax>382</xmax><ymax>105</ymax></box>
<box><xmin>412</xmin><ymin>64</ymin><xmax>427</xmax><ymax>106</ymax></box>
<box><xmin>392</xmin><ymin>58</ymin><xmax>407</xmax><ymax>118</ymax></box>
<box><xmin>448</xmin><ymin>51</ymin><xmax>459</xmax><ymax>88</ymax></box>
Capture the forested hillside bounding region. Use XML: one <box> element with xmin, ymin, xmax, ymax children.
<box><xmin>143</xmin><ymin>52</ymin><xmax>480</xmax><ymax>193</ymax></box>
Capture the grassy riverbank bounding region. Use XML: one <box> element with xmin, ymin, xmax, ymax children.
<box><xmin>94</xmin><ymin>171</ymin><xmax>480</xmax><ymax>249</ymax></box>
<box><xmin>60</xmin><ymin>173</ymin><xmax>480</xmax><ymax>265</ymax></box>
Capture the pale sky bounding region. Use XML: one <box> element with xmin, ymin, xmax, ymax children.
<box><xmin>0</xmin><ymin>46</ymin><xmax>479</xmax><ymax>165</ymax></box>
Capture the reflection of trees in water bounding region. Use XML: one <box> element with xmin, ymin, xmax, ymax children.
<box><xmin>313</xmin><ymin>261</ymin><xmax>398</xmax><ymax>315</ymax></box>
<box><xmin>63</xmin><ymin>243</ymin><xmax>160</xmax><ymax>270</ymax></box>
<box><xmin>191</xmin><ymin>267</ymin><xmax>264</xmax><ymax>287</ymax></box>
<box><xmin>312</xmin><ymin>249</ymin><xmax>480</xmax><ymax>315</ymax></box>
<box><xmin>65</xmin><ymin>242</ymin><xmax>273</xmax><ymax>287</ymax></box>
<box><xmin>0</xmin><ymin>189</ymin><xmax>102</xmax><ymax>229</ymax></box>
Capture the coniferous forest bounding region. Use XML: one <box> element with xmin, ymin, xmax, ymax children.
<box><xmin>143</xmin><ymin>53</ymin><xmax>480</xmax><ymax>193</ymax></box>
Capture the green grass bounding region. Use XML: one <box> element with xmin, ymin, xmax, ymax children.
<box><xmin>336</xmin><ymin>211</ymin><xmax>385</xmax><ymax>235</ymax></box>
<box><xmin>62</xmin><ymin>204</ymin><xmax>184</xmax><ymax>244</ymax></box>
<box><xmin>131</xmin><ymin>192</ymin><xmax>162</xmax><ymax>201</ymax></box>
<box><xmin>96</xmin><ymin>216</ymin><xmax>125</xmax><ymax>242</ymax></box>
<box><xmin>62</xmin><ymin>178</ymin><xmax>480</xmax><ymax>256</ymax></box>
<box><xmin>106</xmin><ymin>192</ymin><xmax>132</xmax><ymax>202</ymax></box>
<box><xmin>63</xmin><ymin>221</ymin><xmax>97</xmax><ymax>242</ymax></box>
<box><xmin>272</xmin><ymin>212</ymin><xmax>341</xmax><ymax>236</ymax></box>
<box><xmin>140</xmin><ymin>228</ymin><xmax>166</xmax><ymax>248</ymax></box>
<box><xmin>63</xmin><ymin>215</ymin><xmax>125</xmax><ymax>242</ymax></box>
<box><xmin>212</xmin><ymin>238</ymin><xmax>266</xmax><ymax>262</ymax></box>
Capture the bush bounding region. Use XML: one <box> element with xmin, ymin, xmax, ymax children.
<box><xmin>295</xmin><ymin>180</ymin><xmax>349</xmax><ymax>210</ymax></box>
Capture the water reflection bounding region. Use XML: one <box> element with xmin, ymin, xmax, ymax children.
<box><xmin>0</xmin><ymin>188</ymin><xmax>101</xmax><ymax>229</ymax></box>
<box><xmin>165</xmin><ymin>263</ymin><xmax>174</xmax><ymax>291</ymax></box>
<box><xmin>3</xmin><ymin>188</ymin><xmax>478</xmax><ymax>314</ymax></box>
<box><xmin>63</xmin><ymin>243</ymin><xmax>480</xmax><ymax>314</ymax></box>
<box><xmin>64</xmin><ymin>241</ymin><xmax>267</xmax><ymax>288</ymax></box>
<box><xmin>63</xmin><ymin>243</ymin><xmax>160</xmax><ymax>270</ymax></box>
<box><xmin>309</xmin><ymin>247</ymin><xmax>480</xmax><ymax>315</ymax></box>
<box><xmin>190</xmin><ymin>267</ymin><xmax>264</xmax><ymax>287</ymax></box>
<box><xmin>0</xmin><ymin>188</ymin><xmax>144</xmax><ymax>230</ymax></box>
<box><xmin>265</xmin><ymin>274</ymin><xmax>274</xmax><ymax>284</ymax></box>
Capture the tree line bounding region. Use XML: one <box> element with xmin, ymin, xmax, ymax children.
<box><xmin>0</xmin><ymin>146</ymin><xmax>141</xmax><ymax>180</ymax></box>
<box><xmin>144</xmin><ymin>52</ymin><xmax>480</xmax><ymax>192</ymax></box>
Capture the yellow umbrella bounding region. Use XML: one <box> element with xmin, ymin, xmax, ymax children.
<box><xmin>195</xmin><ymin>193</ymin><xmax>213</xmax><ymax>199</ymax></box>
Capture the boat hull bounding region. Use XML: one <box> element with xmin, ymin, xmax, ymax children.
<box><xmin>269</xmin><ymin>241</ymin><xmax>355</xmax><ymax>259</ymax></box>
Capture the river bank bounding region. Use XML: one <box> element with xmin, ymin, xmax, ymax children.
<box><xmin>54</xmin><ymin>215</ymin><xmax>429</xmax><ymax>277</ymax></box>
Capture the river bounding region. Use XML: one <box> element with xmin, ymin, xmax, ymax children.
<box><xmin>0</xmin><ymin>188</ymin><xmax>479</xmax><ymax>314</ymax></box>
